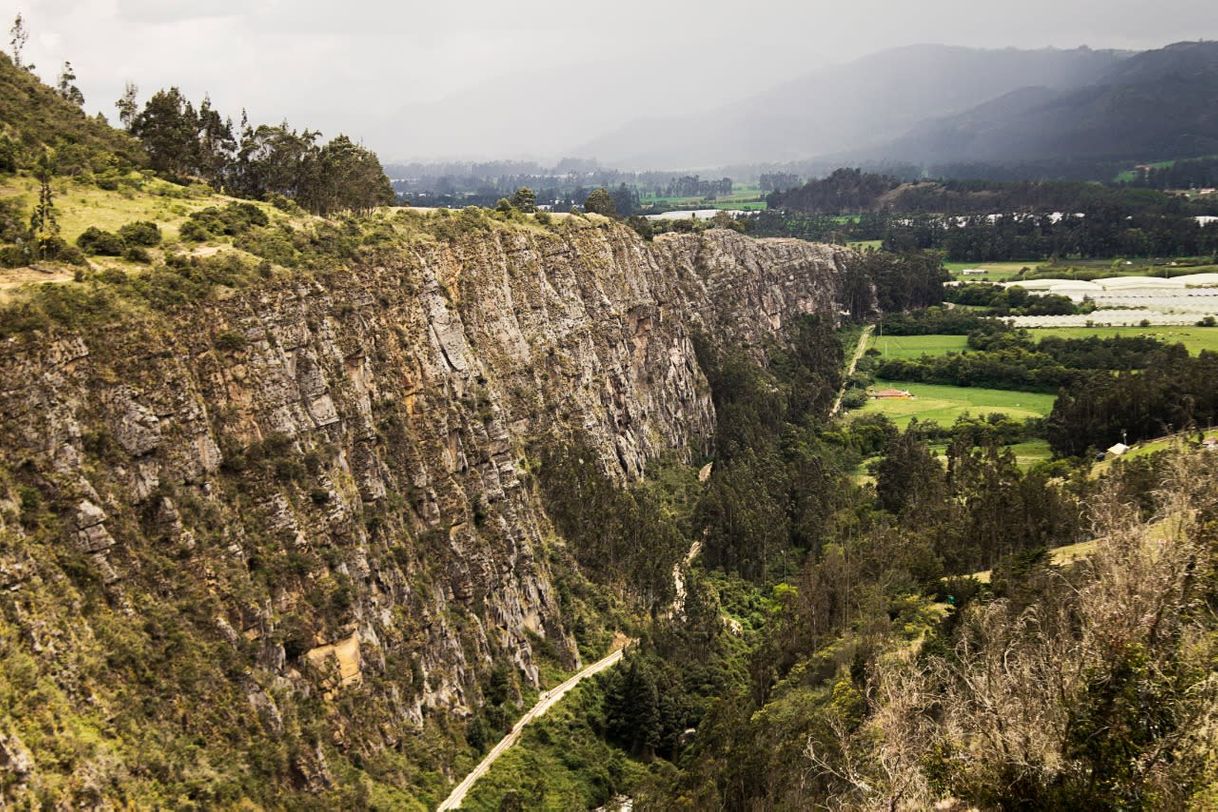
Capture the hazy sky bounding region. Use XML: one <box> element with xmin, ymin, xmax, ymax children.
<box><xmin>4</xmin><ymin>0</ymin><xmax>1216</xmax><ymax>162</ymax></box>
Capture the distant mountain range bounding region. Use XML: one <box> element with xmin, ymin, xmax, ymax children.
<box><xmin>575</xmin><ymin>41</ymin><xmax>1218</xmax><ymax>171</ymax></box>
<box><xmin>866</xmin><ymin>41</ymin><xmax>1218</xmax><ymax>165</ymax></box>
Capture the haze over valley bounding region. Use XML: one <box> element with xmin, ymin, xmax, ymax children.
<box><xmin>3</xmin><ymin>2</ymin><xmax>1218</xmax><ymax>810</ymax></box>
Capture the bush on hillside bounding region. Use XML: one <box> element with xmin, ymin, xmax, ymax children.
<box><xmin>178</xmin><ymin>220</ymin><xmax>210</xmax><ymax>242</ymax></box>
<box><xmin>76</xmin><ymin>227</ymin><xmax>126</xmax><ymax>256</ymax></box>
<box><xmin>0</xmin><ymin>134</ymin><xmax>18</xmax><ymax>173</ymax></box>
<box><xmin>186</xmin><ymin>202</ymin><xmax>269</xmax><ymax>238</ymax></box>
<box><xmin>123</xmin><ymin>245</ymin><xmax>151</xmax><ymax>263</ymax></box>
<box><xmin>118</xmin><ymin>220</ymin><xmax>162</xmax><ymax>246</ymax></box>
<box><xmin>0</xmin><ymin>244</ymin><xmax>29</xmax><ymax>267</ymax></box>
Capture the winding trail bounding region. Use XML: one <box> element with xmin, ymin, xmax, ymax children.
<box><xmin>439</xmin><ymin>454</ymin><xmax>712</xmax><ymax>808</ymax></box>
<box><xmin>830</xmin><ymin>324</ymin><xmax>874</xmax><ymax>417</ymax></box>
<box><xmin>437</xmin><ymin>641</ymin><xmax>630</xmax><ymax>810</ymax></box>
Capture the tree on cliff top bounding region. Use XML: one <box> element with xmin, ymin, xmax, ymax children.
<box><xmin>510</xmin><ymin>187</ymin><xmax>537</xmax><ymax>213</ymax></box>
<box><xmin>584</xmin><ymin>187</ymin><xmax>617</xmax><ymax>217</ymax></box>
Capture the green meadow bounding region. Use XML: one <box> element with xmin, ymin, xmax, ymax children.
<box><xmin>945</xmin><ymin>260</ymin><xmax>1039</xmax><ymax>281</ymax></box>
<box><xmin>1028</xmin><ymin>325</ymin><xmax>1218</xmax><ymax>355</ymax></box>
<box><xmin>855</xmin><ymin>379</ymin><xmax>1056</xmax><ymax>428</ymax></box>
<box><xmin>867</xmin><ymin>333</ymin><xmax>969</xmax><ymax>358</ymax></box>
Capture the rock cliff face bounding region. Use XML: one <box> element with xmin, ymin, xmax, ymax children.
<box><xmin>0</xmin><ymin>220</ymin><xmax>850</xmax><ymax>802</ymax></box>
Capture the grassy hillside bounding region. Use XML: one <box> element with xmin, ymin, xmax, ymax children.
<box><xmin>0</xmin><ymin>53</ymin><xmax>143</xmax><ymax>173</ymax></box>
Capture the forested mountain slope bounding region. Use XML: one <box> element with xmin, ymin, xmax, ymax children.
<box><xmin>873</xmin><ymin>41</ymin><xmax>1218</xmax><ymax>164</ymax></box>
<box><xmin>575</xmin><ymin>44</ymin><xmax>1126</xmax><ymax>169</ymax></box>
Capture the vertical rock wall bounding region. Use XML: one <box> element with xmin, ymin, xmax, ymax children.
<box><xmin>0</xmin><ymin>221</ymin><xmax>850</xmax><ymax>799</ymax></box>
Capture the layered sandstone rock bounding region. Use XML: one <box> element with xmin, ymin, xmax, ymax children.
<box><xmin>0</xmin><ymin>220</ymin><xmax>851</xmax><ymax>795</ymax></box>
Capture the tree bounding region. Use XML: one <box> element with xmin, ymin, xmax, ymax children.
<box><xmin>609</xmin><ymin>183</ymin><xmax>639</xmax><ymax>217</ymax></box>
<box><xmin>875</xmin><ymin>421</ymin><xmax>946</xmax><ymax>517</ymax></box>
<box><xmin>56</xmin><ymin>61</ymin><xmax>85</xmax><ymax>107</ymax></box>
<box><xmin>116</xmin><ymin>82</ymin><xmax>139</xmax><ymax>131</ymax></box>
<box><xmin>509</xmin><ymin>186</ymin><xmax>536</xmax><ymax>213</ymax></box>
<box><xmin>9</xmin><ymin>14</ymin><xmax>28</xmax><ymax>71</ymax></box>
<box><xmin>29</xmin><ymin>152</ymin><xmax>59</xmax><ymax>258</ymax></box>
<box><xmin>194</xmin><ymin>95</ymin><xmax>236</xmax><ymax>188</ymax></box>
<box><xmin>605</xmin><ymin>658</ymin><xmax>662</xmax><ymax>758</ymax></box>
<box><xmin>583</xmin><ymin>187</ymin><xmax>616</xmax><ymax>217</ymax></box>
<box><xmin>309</xmin><ymin>134</ymin><xmax>395</xmax><ymax>214</ymax></box>
<box><xmin>130</xmin><ymin>87</ymin><xmax>200</xmax><ymax>179</ymax></box>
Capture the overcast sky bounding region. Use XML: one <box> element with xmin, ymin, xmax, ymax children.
<box><xmin>4</xmin><ymin>0</ymin><xmax>1216</xmax><ymax>163</ymax></box>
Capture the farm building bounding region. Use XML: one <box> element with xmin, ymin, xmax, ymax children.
<box><xmin>872</xmin><ymin>388</ymin><xmax>914</xmax><ymax>399</ymax></box>
<box><xmin>1107</xmin><ymin>442</ymin><xmax>1130</xmax><ymax>457</ymax></box>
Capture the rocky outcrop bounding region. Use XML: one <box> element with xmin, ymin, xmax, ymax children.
<box><xmin>0</xmin><ymin>220</ymin><xmax>850</xmax><ymax>802</ymax></box>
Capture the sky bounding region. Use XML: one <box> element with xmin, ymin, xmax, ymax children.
<box><xmin>3</xmin><ymin>0</ymin><xmax>1216</xmax><ymax>163</ymax></box>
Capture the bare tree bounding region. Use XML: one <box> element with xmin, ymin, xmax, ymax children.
<box><xmin>810</xmin><ymin>453</ymin><xmax>1218</xmax><ymax>808</ymax></box>
<box><xmin>115</xmin><ymin>81</ymin><xmax>139</xmax><ymax>130</ymax></box>
<box><xmin>9</xmin><ymin>13</ymin><xmax>28</xmax><ymax>70</ymax></box>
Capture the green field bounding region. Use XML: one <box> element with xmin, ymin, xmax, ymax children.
<box><xmin>639</xmin><ymin>185</ymin><xmax>767</xmax><ymax>212</ymax></box>
<box><xmin>1114</xmin><ymin>160</ymin><xmax>1174</xmax><ymax>183</ymax></box>
<box><xmin>848</xmin><ymin>239</ymin><xmax>883</xmax><ymax>250</ymax></box>
<box><xmin>1025</xmin><ymin>258</ymin><xmax>1218</xmax><ymax>281</ymax></box>
<box><xmin>867</xmin><ymin>333</ymin><xmax>969</xmax><ymax>359</ymax></box>
<box><xmin>855</xmin><ymin>380</ymin><xmax>1056</xmax><ymax>427</ymax></box>
<box><xmin>1008</xmin><ymin>439</ymin><xmax>1053</xmax><ymax>467</ymax></box>
<box><xmin>945</xmin><ymin>261</ymin><xmax>1039</xmax><ymax>281</ymax></box>
<box><xmin>1029</xmin><ymin>325</ymin><xmax>1218</xmax><ymax>355</ymax></box>
<box><xmin>867</xmin><ymin>326</ymin><xmax>1218</xmax><ymax>358</ymax></box>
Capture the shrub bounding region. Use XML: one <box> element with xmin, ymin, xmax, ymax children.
<box><xmin>0</xmin><ymin>199</ymin><xmax>24</xmax><ymax>242</ymax></box>
<box><xmin>76</xmin><ymin>227</ymin><xmax>126</xmax><ymax>256</ymax></box>
<box><xmin>235</xmin><ymin>225</ymin><xmax>300</xmax><ymax>267</ymax></box>
<box><xmin>40</xmin><ymin>238</ymin><xmax>87</xmax><ymax>265</ymax></box>
<box><xmin>183</xmin><ymin>202</ymin><xmax>269</xmax><ymax>240</ymax></box>
<box><xmin>118</xmin><ymin>220</ymin><xmax>162</xmax><ymax>246</ymax></box>
<box><xmin>267</xmin><ymin>193</ymin><xmax>302</xmax><ymax>215</ymax></box>
<box><xmin>123</xmin><ymin>245</ymin><xmax>151</xmax><ymax>264</ymax></box>
<box><xmin>178</xmin><ymin>220</ymin><xmax>210</xmax><ymax>242</ymax></box>
<box><xmin>0</xmin><ymin>244</ymin><xmax>30</xmax><ymax>268</ymax></box>
<box><xmin>0</xmin><ymin>134</ymin><xmax>19</xmax><ymax>173</ymax></box>
<box><xmin>534</xmin><ymin>210</ymin><xmax>552</xmax><ymax>225</ymax></box>
<box><xmin>841</xmin><ymin>389</ymin><xmax>869</xmax><ymax>410</ymax></box>
<box><xmin>214</xmin><ymin>330</ymin><xmax>247</xmax><ymax>352</ymax></box>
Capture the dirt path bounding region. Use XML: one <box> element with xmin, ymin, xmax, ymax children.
<box><xmin>668</xmin><ymin>539</ymin><xmax>704</xmax><ymax>618</ymax></box>
<box><xmin>436</xmin><ymin>640</ymin><xmax>630</xmax><ymax>810</ymax></box>
<box><xmin>830</xmin><ymin>324</ymin><xmax>874</xmax><ymax>417</ymax></box>
<box><xmin>438</xmin><ymin>480</ymin><xmax>709</xmax><ymax>808</ymax></box>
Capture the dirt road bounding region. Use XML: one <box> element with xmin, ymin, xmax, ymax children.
<box><xmin>830</xmin><ymin>324</ymin><xmax>874</xmax><ymax>416</ymax></box>
<box><xmin>436</xmin><ymin>642</ymin><xmax>629</xmax><ymax>810</ymax></box>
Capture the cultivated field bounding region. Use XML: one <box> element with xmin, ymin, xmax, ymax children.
<box><xmin>867</xmin><ymin>326</ymin><xmax>1218</xmax><ymax>357</ymax></box>
<box><xmin>639</xmin><ymin>185</ymin><xmax>767</xmax><ymax>212</ymax></box>
<box><xmin>855</xmin><ymin>379</ymin><xmax>1056</xmax><ymax>427</ymax></box>
<box><xmin>867</xmin><ymin>333</ymin><xmax>968</xmax><ymax>358</ymax></box>
<box><xmin>945</xmin><ymin>261</ymin><xmax>1039</xmax><ymax>281</ymax></box>
<box><xmin>1028</xmin><ymin>325</ymin><xmax>1218</xmax><ymax>354</ymax></box>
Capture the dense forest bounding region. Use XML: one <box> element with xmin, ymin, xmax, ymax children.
<box><xmin>757</xmin><ymin>167</ymin><xmax>1218</xmax><ymax>261</ymax></box>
